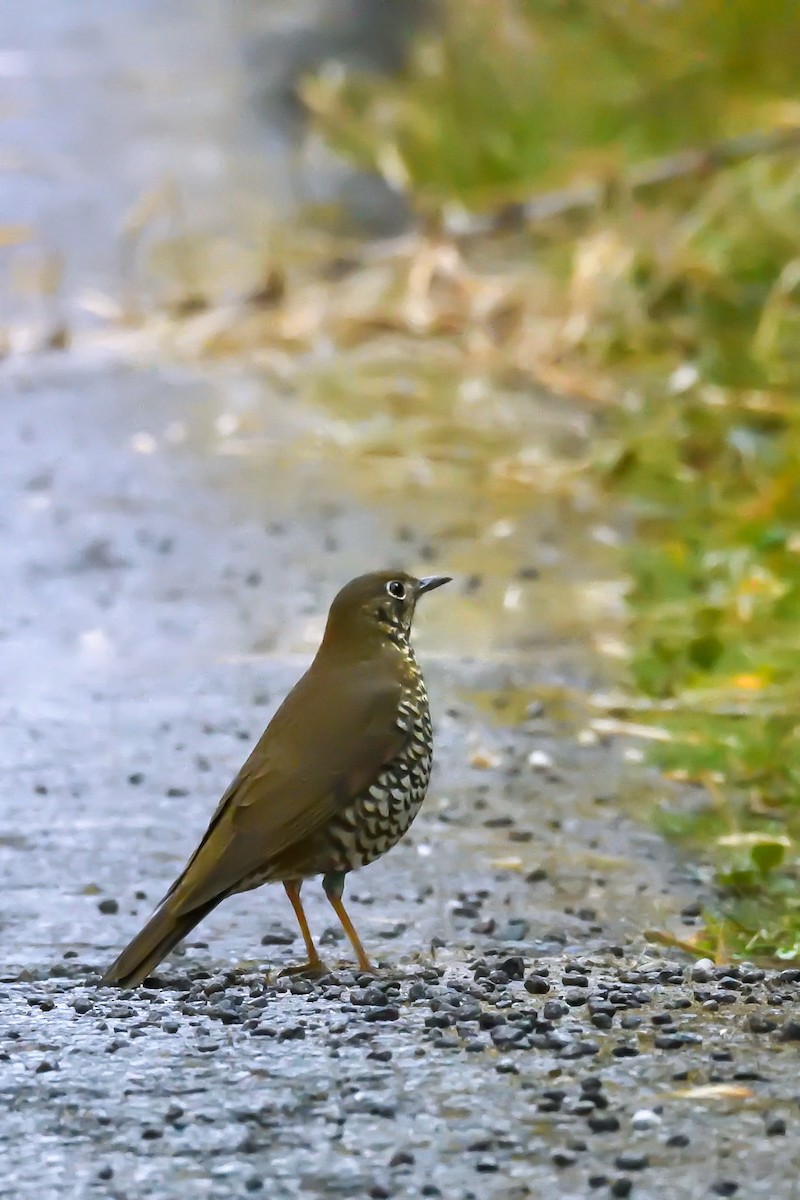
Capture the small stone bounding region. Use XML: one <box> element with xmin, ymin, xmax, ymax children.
<box><xmin>495</xmin><ymin>1059</ymin><xmax>519</xmax><ymax>1075</ymax></box>
<box><xmin>631</xmin><ymin>1109</ymin><xmax>661</xmax><ymax>1129</ymax></box>
<box><xmin>615</xmin><ymin>1153</ymin><xmax>648</xmax><ymax>1171</ymax></box>
<box><xmin>580</xmin><ymin>1078</ymin><xmax>603</xmax><ymax>1095</ymax></box>
<box><xmin>260</xmin><ymin>927</ymin><xmax>295</xmax><ymax>946</ymax></box>
<box><xmin>490</xmin><ymin>1026</ymin><xmax>528</xmax><ymax>1050</ymax></box>
<box><xmin>562</xmin><ymin>973</ymin><xmax>589</xmax><ymax>987</ymax></box>
<box><xmin>364</xmin><ymin>1007</ymin><xmax>400</xmax><ymax>1023</ymax></box>
<box><xmin>778</xmin><ymin>1020</ymin><xmax>800</xmax><ymax>1042</ymax></box>
<box><xmin>498</xmin><ymin>956</ymin><xmax>525</xmax><ymax>980</ymax></box>
<box><xmin>588</xmin><ymin>1115</ymin><xmax>619</xmax><ymax>1133</ymax></box>
<box><xmin>710</xmin><ymin>1183</ymin><xmax>738</xmax><ymax>1197</ymax></box>
<box><xmin>98</xmin><ymin>898</ymin><xmax>119</xmax><ymax>915</ymax></box>
<box><xmin>653</xmin><ymin>1034</ymin><xmax>687</xmax><ymax>1050</ymax></box>
<box><xmin>389</xmin><ymin>1150</ymin><xmax>415</xmax><ymax>1167</ymax></box>
<box><xmin>525</xmin><ymin>867</ymin><xmax>548</xmax><ymax>883</ymax></box>
<box><xmin>277</xmin><ymin>1026</ymin><xmax>305</xmax><ymax>1041</ymax></box>
<box><xmin>610</xmin><ymin>1180</ymin><xmax>632</xmax><ymax>1198</ymax></box>
<box><xmin>350</xmin><ymin>987</ymin><xmax>387</xmax><ymax>1007</ymax></box>
<box><xmin>591</xmin><ymin>1013</ymin><xmax>613</xmax><ymax>1030</ymax></box>
<box><xmin>527</xmin><ymin>749</ymin><xmax>553</xmax><ymax>770</ymax></box>
<box><xmin>765</xmin><ymin>1115</ymin><xmax>786</xmax><ymax>1136</ymax></box>
<box><xmin>524</xmin><ymin>975</ymin><xmax>550</xmax><ymax>995</ymax></box>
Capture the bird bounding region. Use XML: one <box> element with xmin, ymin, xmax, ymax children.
<box><xmin>101</xmin><ymin>569</ymin><xmax>451</xmax><ymax>987</ymax></box>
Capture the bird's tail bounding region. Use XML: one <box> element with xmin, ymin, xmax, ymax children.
<box><xmin>100</xmin><ymin>896</ymin><xmax>220</xmax><ymax>987</ymax></box>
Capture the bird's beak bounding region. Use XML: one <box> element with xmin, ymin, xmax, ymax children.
<box><xmin>417</xmin><ymin>575</ymin><xmax>452</xmax><ymax>596</ymax></box>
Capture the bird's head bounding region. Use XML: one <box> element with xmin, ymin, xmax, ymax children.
<box><xmin>322</xmin><ymin>570</ymin><xmax>451</xmax><ymax>650</ymax></box>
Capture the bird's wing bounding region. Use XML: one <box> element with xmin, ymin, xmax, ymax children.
<box><xmin>164</xmin><ymin>658</ymin><xmax>406</xmax><ymax>914</ymax></box>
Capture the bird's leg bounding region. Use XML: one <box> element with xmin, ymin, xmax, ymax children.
<box><xmin>323</xmin><ymin>871</ymin><xmax>376</xmax><ymax>974</ymax></box>
<box><xmin>280</xmin><ymin>881</ymin><xmax>328</xmax><ymax>977</ymax></box>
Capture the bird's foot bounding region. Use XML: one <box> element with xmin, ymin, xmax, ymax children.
<box><xmin>355</xmin><ymin>959</ymin><xmax>379</xmax><ymax>975</ymax></box>
<box><xmin>278</xmin><ymin>959</ymin><xmax>331</xmax><ymax>979</ymax></box>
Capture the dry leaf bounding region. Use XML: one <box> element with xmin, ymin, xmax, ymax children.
<box><xmin>669</xmin><ymin>1084</ymin><xmax>753</xmax><ymax>1101</ymax></box>
<box><xmin>470</xmin><ymin>749</ymin><xmax>501</xmax><ymax>769</ymax></box>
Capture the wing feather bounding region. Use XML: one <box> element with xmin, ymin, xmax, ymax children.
<box><xmin>164</xmin><ymin>654</ymin><xmax>405</xmax><ymax>913</ymax></box>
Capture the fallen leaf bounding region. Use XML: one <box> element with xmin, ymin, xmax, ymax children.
<box><xmin>669</xmin><ymin>1084</ymin><xmax>752</xmax><ymax>1101</ymax></box>
<box><xmin>469</xmin><ymin>749</ymin><xmax>501</xmax><ymax>769</ymax></box>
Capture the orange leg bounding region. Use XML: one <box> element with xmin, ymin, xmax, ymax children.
<box><xmin>282</xmin><ymin>882</ymin><xmax>326</xmax><ymax>976</ymax></box>
<box><xmin>326</xmin><ymin>892</ymin><xmax>376</xmax><ymax>974</ymax></box>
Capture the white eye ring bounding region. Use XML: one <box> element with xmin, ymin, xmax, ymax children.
<box><xmin>387</xmin><ymin>579</ymin><xmax>406</xmax><ymax>600</ymax></box>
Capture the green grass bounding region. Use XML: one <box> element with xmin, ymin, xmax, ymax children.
<box><xmin>306</xmin><ymin>0</ymin><xmax>800</xmax><ymax>211</ymax></box>
<box><xmin>306</xmin><ymin>0</ymin><xmax>800</xmax><ymax>960</ymax></box>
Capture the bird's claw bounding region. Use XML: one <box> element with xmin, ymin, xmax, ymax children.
<box><xmin>277</xmin><ymin>959</ymin><xmax>331</xmax><ymax>979</ymax></box>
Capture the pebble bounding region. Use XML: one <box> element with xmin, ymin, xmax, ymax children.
<box><xmin>588</xmin><ymin>1115</ymin><xmax>620</xmax><ymax>1133</ymax></box>
<box><xmin>389</xmin><ymin>1150</ymin><xmax>415</xmax><ymax>1167</ymax></box>
<box><xmin>524</xmin><ymin>975</ymin><xmax>550</xmax><ymax>995</ymax></box>
<box><xmin>259</xmin><ymin>928</ymin><xmax>295</xmax><ymax>946</ymax></box>
<box><xmin>631</xmin><ymin>1109</ymin><xmax>661</xmax><ymax>1129</ymax></box>
<box><xmin>691</xmin><ymin>958</ymin><xmax>715</xmax><ymax>983</ymax></box>
<box><xmin>364</xmin><ymin>1007</ymin><xmax>400</xmax><ymax>1023</ymax></box>
<box><xmin>615</xmin><ymin>1152</ymin><xmax>649</xmax><ymax>1171</ymax></box>
<box><xmin>10</xmin><ymin>935</ymin><xmax>796</xmax><ymax>1198</ymax></box>
<box><xmin>277</xmin><ymin>1026</ymin><xmax>305</xmax><ymax>1042</ymax></box>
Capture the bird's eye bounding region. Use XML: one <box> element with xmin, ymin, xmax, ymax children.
<box><xmin>386</xmin><ymin>579</ymin><xmax>406</xmax><ymax>600</ymax></box>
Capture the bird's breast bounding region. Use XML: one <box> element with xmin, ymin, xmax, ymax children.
<box><xmin>324</xmin><ymin>658</ymin><xmax>434</xmax><ymax>871</ymax></box>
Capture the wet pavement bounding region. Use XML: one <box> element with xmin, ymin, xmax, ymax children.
<box><xmin>2</xmin><ymin>4</ymin><xmax>800</xmax><ymax>1199</ymax></box>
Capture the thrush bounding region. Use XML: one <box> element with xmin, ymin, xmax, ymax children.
<box><xmin>101</xmin><ymin>569</ymin><xmax>450</xmax><ymax>986</ymax></box>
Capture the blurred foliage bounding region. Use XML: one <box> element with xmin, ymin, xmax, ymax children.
<box><xmin>305</xmin><ymin>0</ymin><xmax>800</xmax><ymax>959</ymax></box>
<box><xmin>305</xmin><ymin>0</ymin><xmax>800</xmax><ymax>210</ymax></box>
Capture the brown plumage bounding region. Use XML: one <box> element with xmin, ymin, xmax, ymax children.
<box><xmin>101</xmin><ymin>569</ymin><xmax>450</xmax><ymax>987</ymax></box>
